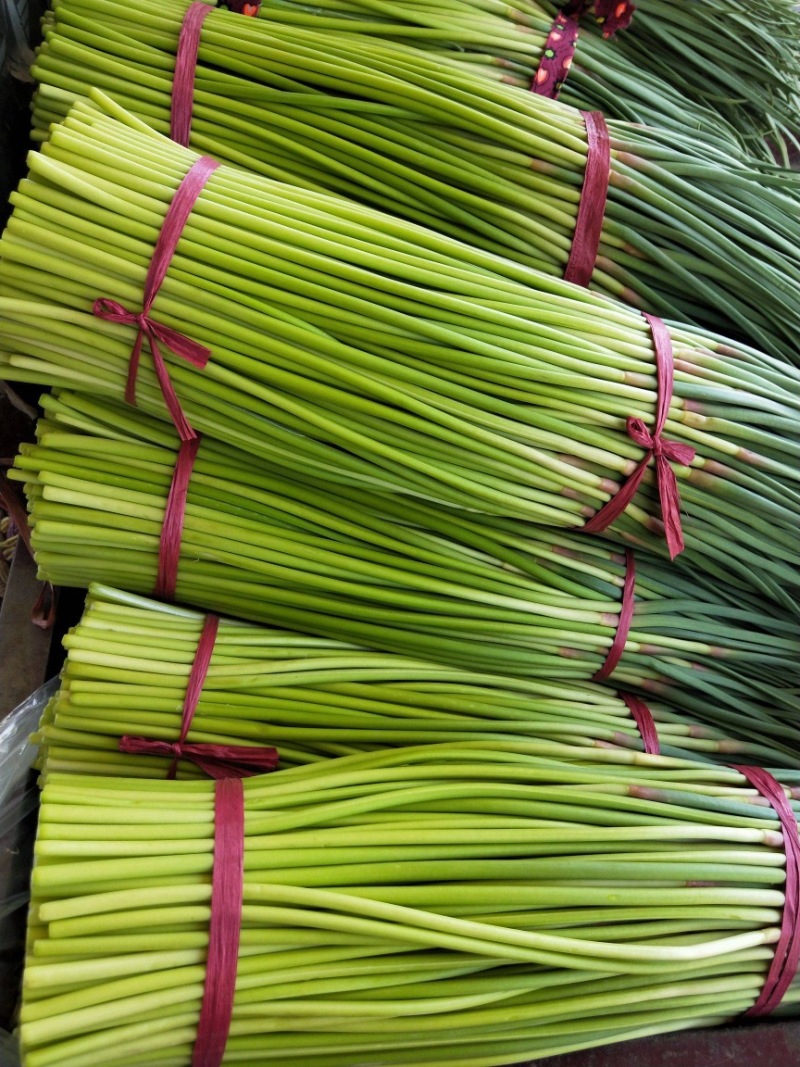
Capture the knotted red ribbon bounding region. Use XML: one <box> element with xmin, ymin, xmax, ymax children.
<box><xmin>620</xmin><ymin>691</ymin><xmax>659</xmax><ymax>755</ymax></box>
<box><xmin>118</xmin><ymin>736</ymin><xmax>279</xmax><ymax>778</ymax></box>
<box><xmin>593</xmin><ymin>547</ymin><xmax>635</xmax><ymax>683</ymax></box>
<box><xmin>582</xmin><ymin>313</ymin><xmax>696</xmax><ymax>558</ymax></box>
<box><xmin>118</xmin><ymin>614</ymin><xmax>280</xmax><ymax>779</ymax></box>
<box><xmin>732</xmin><ymin>765</ymin><xmax>800</xmax><ymax>1016</ymax></box>
<box><xmin>92</xmin><ymin>154</ymin><xmax>219</xmax><ymax>444</ymax></box>
<box><xmin>93</xmin><ymin>156</ymin><xmax>219</xmax><ymax>595</ymax></box>
<box><xmin>93</xmin><ymin>298</ymin><xmax>210</xmax><ymax>443</ymax></box>
<box><xmin>192</xmin><ymin>777</ymin><xmax>244</xmax><ymax>1067</ymax></box>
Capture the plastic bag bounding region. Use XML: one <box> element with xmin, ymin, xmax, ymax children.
<box><xmin>0</xmin><ymin>678</ymin><xmax>58</xmax><ymax>1051</ymax></box>
<box><xmin>0</xmin><ymin>1029</ymin><xmax>20</xmax><ymax>1067</ymax></box>
<box><xmin>0</xmin><ymin>677</ymin><xmax>56</xmax><ymax>809</ymax></box>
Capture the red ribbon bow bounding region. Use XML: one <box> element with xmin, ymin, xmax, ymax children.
<box><xmin>119</xmin><ymin>735</ymin><xmax>280</xmax><ymax>779</ymax></box>
<box><xmin>584</xmin><ymin>416</ymin><xmax>695</xmax><ymax>559</ymax></box>
<box><xmin>92</xmin><ymin>155</ymin><xmax>219</xmax><ymax>442</ymax></box>
<box><xmin>93</xmin><ymin>298</ymin><xmax>210</xmax><ymax>443</ymax></box>
<box><xmin>624</xmin><ymin>416</ymin><xmax>696</xmax><ymax>557</ymax></box>
<box><xmin>582</xmin><ymin>313</ymin><xmax>696</xmax><ymax>559</ymax></box>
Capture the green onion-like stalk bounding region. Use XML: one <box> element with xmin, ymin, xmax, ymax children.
<box><xmin>1</xmin><ymin>99</ymin><xmax>798</xmax><ymax>611</ymax></box>
<box><xmin>12</xmin><ymin>389</ymin><xmax>799</xmax><ymax>754</ymax></box>
<box><xmin>29</xmin><ymin>0</ymin><xmax>800</xmax><ymax>358</ymax></box>
<box><xmin>22</xmin><ymin>744</ymin><xmax>800</xmax><ymax>1067</ymax></box>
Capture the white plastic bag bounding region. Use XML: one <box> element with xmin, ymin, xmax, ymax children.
<box><xmin>0</xmin><ymin>1028</ymin><xmax>20</xmax><ymax>1067</ymax></box>
<box><xmin>0</xmin><ymin>677</ymin><xmax>56</xmax><ymax>812</ymax></box>
<box><xmin>0</xmin><ymin>678</ymin><xmax>58</xmax><ymax>1058</ymax></box>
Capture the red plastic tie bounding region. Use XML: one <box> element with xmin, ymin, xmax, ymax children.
<box><xmin>92</xmin><ymin>155</ymin><xmax>219</xmax><ymax>443</ymax></box>
<box><xmin>171</xmin><ymin>2</ymin><xmax>214</xmax><ymax>147</ymax></box>
<box><xmin>179</xmin><ymin>613</ymin><xmax>220</xmax><ymax>760</ymax></box>
<box><xmin>563</xmin><ymin>0</ymin><xmax>635</xmax><ymax>37</ymax></box>
<box><xmin>172</xmin><ymin>0</ymin><xmax>262</xmax><ymax>145</ymax></box>
<box><xmin>119</xmin><ymin>735</ymin><xmax>280</xmax><ymax>778</ymax></box>
<box><xmin>620</xmin><ymin>691</ymin><xmax>659</xmax><ymax>755</ymax></box>
<box><xmin>0</xmin><ymin>471</ymin><xmax>55</xmax><ymax>629</ymax></box>
<box><xmin>530</xmin><ymin>12</ymin><xmax>581</xmax><ymax>99</ymax></box>
<box><xmin>582</xmin><ymin>313</ymin><xmax>696</xmax><ymax>558</ymax></box>
<box><xmin>593</xmin><ymin>547</ymin><xmax>635</xmax><ymax>682</ymax></box>
<box><xmin>732</xmin><ymin>765</ymin><xmax>800</xmax><ymax>1016</ymax></box>
<box><xmin>564</xmin><ymin>111</ymin><xmax>609</xmax><ymax>287</ymax></box>
<box><xmin>193</xmin><ymin>777</ymin><xmax>244</xmax><ymax>1067</ymax></box>
<box><xmin>119</xmin><ymin>614</ymin><xmax>280</xmax><ymax>777</ymax></box>
<box><xmin>155</xmin><ymin>436</ymin><xmax>201</xmax><ymax>600</ymax></box>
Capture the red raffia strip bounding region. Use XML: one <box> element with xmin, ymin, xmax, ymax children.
<box><xmin>732</xmin><ymin>765</ymin><xmax>800</xmax><ymax>1016</ymax></box>
<box><xmin>582</xmin><ymin>313</ymin><xmax>696</xmax><ymax>559</ymax></box>
<box><xmin>155</xmin><ymin>436</ymin><xmax>201</xmax><ymax>600</ymax></box>
<box><xmin>530</xmin><ymin>12</ymin><xmax>580</xmax><ymax>99</ymax></box>
<box><xmin>92</xmin><ymin>155</ymin><xmax>219</xmax><ymax>444</ymax></box>
<box><xmin>171</xmin><ymin>2</ymin><xmax>214</xmax><ymax>147</ymax></box>
<box><xmin>172</xmin><ymin>0</ymin><xmax>263</xmax><ymax>146</ymax></box>
<box><xmin>620</xmin><ymin>691</ymin><xmax>659</xmax><ymax>755</ymax></box>
<box><xmin>192</xmin><ymin>777</ymin><xmax>244</xmax><ymax>1067</ymax></box>
<box><xmin>0</xmin><ymin>470</ymin><xmax>55</xmax><ymax>629</ymax></box>
<box><xmin>564</xmin><ymin>111</ymin><xmax>609</xmax><ymax>286</ymax></box>
<box><xmin>592</xmin><ymin>547</ymin><xmax>635</xmax><ymax>683</ymax></box>
<box><xmin>93</xmin><ymin>157</ymin><xmax>219</xmax><ymax>600</ymax></box>
<box><xmin>119</xmin><ymin>614</ymin><xmax>280</xmax><ymax>778</ymax></box>
<box><xmin>119</xmin><ymin>736</ymin><xmax>280</xmax><ymax>778</ymax></box>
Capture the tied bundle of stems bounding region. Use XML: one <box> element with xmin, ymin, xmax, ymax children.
<box><xmin>34</xmin><ymin>0</ymin><xmax>755</xmax><ymax>160</ymax></box>
<box><xmin>1</xmin><ymin>99</ymin><xmax>798</xmax><ymax>608</ymax></box>
<box><xmin>248</xmin><ymin>0</ymin><xmax>800</xmax><ymax>159</ymax></box>
<box><xmin>28</xmin><ymin>0</ymin><xmax>800</xmax><ymax>360</ymax></box>
<box><xmin>35</xmin><ymin>0</ymin><xmax>800</xmax><ymax>161</ymax></box>
<box><xmin>22</xmin><ymin>744</ymin><xmax>800</xmax><ymax>1067</ymax></box>
<box><xmin>11</xmin><ymin>390</ymin><xmax>800</xmax><ymax>753</ymax></box>
<box><xmin>36</xmin><ymin>584</ymin><xmax>798</xmax><ymax>780</ymax></box>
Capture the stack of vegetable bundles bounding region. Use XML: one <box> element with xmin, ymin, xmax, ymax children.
<box><xmin>29</xmin><ymin>0</ymin><xmax>800</xmax><ymax>359</ymax></box>
<box><xmin>9</xmin><ymin>386</ymin><xmax>800</xmax><ymax>753</ymax></box>
<box><xmin>4</xmin><ymin>0</ymin><xmax>800</xmax><ymax>1063</ymax></box>
<box><xmin>2</xmin><ymin>98</ymin><xmax>798</xmax><ymax>613</ymax></box>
